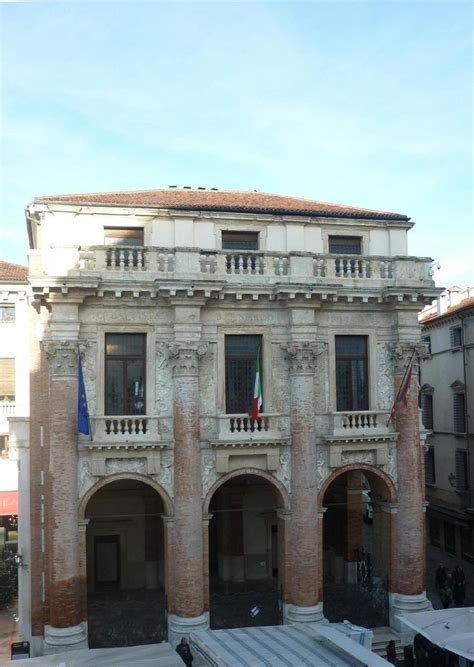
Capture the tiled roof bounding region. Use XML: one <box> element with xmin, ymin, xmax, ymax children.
<box><xmin>420</xmin><ymin>296</ymin><xmax>474</xmax><ymax>324</ymax></box>
<box><xmin>0</xmin><ymin>261</ymin><xmax>28</xmax><ymax>282</ymax></box>
<box><xmin>34</xmin><ymin>188</ymin><xmax>410</xmax><ymax>222</ymax></box>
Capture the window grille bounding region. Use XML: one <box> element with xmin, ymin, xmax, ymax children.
<box><xmin>225</xmin><ymin>335</ymin><xmax>262</xmax><ymax>414</ymax></box>
<box><xmin>335</xmin><ymin>336</ymin><xmax>368</xmax><ymax>411</ymax></box>
<box><xmin>450</xmin><ymin>326</ymin><xmax>462</xmax><ymax>347</ymax></box>
<box><xmin>328</xmin><ymin>236</ymin><xmax>362</xmax><ymax>255</ymax></box>
<box><xmin>425</xmin><ymin>447</ymin><xmax>436</xmax><ymax>485</ymax></box>
<box><xmin>222</xmin><ymin>231</ymin><xmax>259</xmax><ymax>250</ymax></box>
<box><xmin>422</xmin><ymin>335</ymin><xmax>431</xmax><ymax>355</ymax></box>
<box><xmin>105</xmin><ymin>334</ymin><xmax>146</xmax><ymax>415</ymax></box>
<box><xmin>422</xmin><ymin>393</ymin><xmax>434</xmax><ymax>430</ymax></box>
<box><xmin>453</xmin><ymin>392</ymin><xmax>466</xmax><ymax>432</ymax></box>
<box><xmin>455</xmin><ymin>449</ymin><xmax>469</xmax><ymax>490</ymax></box>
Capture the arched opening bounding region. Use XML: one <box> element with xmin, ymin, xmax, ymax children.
<box><xmin>321</xmin><ymin>467</ymin><xmax>395</xmax><ymax>628</ymax></box>
<box><xmin>208</xmin><ymin>473</ymin><xmax>285</xmax><ymax>629</ymax></box>
<box><xmin>85</xmin><ymin>478</ymin><xmax>166</xmax><ymax>647</ymax></box>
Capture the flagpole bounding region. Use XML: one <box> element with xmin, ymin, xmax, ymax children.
<box><xmin>387</xmin><ymin>347</ymin><xmax>417</xmax><ymax>427</ymax></box>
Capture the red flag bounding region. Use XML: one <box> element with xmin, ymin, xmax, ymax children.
<box><xmin>388</xmin><ymin>352</ymin><xmax>415</xmax><ymax>425</ymax></box>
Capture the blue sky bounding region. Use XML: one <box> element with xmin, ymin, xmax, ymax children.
<box><xmin>1</xmin><ymin>1</ymin><xmax>472</xmax><ymax>287</ymax></box>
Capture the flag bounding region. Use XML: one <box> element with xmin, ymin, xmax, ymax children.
<box><xmin>250</xmin><ymin>348</ymin><xmax>263</xmax><ymax>419</ymax></box>
<box><xmin>77</xmin><ymin>355</ymin><xmax>91</xmax><ymax>436</ymax></box>
<box><xmin>387</xmin><ymin>350</ymin><xmax>416</xmax><ymax>425</ymax></box>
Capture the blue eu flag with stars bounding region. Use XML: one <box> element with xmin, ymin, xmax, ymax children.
<box><xmin>77</xmin><ymin>355</ymin><xmax>91</xmax><ymax>436</ymax></box>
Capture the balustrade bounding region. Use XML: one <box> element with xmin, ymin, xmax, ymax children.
<box><xmin>330</xmin><ymin>410</ymin><xmax>392</xmax><ymax>438</ymax></box>
<box><xmin>89</xmin><ymin>416</ymin><xmax>160</xmax><ymax>444</ymax></box>
<box><xmin>105</xmin><ymin>246</ymin><xmax>146</xmax><ymax>271</ymax></box>
<box><xmin>0</xmin><ymin>402</ymin><xmax>15</xmax><ymax>417</ymax></box>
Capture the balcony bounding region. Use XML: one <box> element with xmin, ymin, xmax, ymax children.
<box><xmin>327</xmin><ymin>411</ymin><xmax>395</xmax><ymax>442</ymax></box>
<box><xmin>0</xmin><ymin>402</ymin><xmax>15</xmax><ymax>418</ymax></box>
<box><xmin>85</xmin><ymin>416</ymin><xmax>169</xmax><ymax>449</ymax></box>
<box><xmin>213</xmin><ymin>413</ymin><xmax>290</xmax><ymax>445</ymax></box>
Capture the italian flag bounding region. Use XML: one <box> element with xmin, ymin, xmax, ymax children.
<box><xmin>250</xmin><ymin>349</ymin><xmax>263</xmax><ymax>419</ymax></box>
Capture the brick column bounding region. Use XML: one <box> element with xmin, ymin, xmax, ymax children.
<box><xmin>43</xmin><ymin>341</ymin><xmax>87</xmax><ymax>654</ymax></box>
<box><xmin>389</xmin><ymin>343</ymin><xmax>431</xmax><ymax>632</ymax></box>
<box><xmin>167</xmin><ymin>342</ymin><xmax>209</xmax><ymax>645</ymax></box>
<box><xmin>345</xmin><ymin>471</ymin><xmax>364</xmax><ymax>584</ymax></box>
<box><xmin>282</xmin><ymin>342</ymin><xmax>325</xmax><ymax>624</ymax></box>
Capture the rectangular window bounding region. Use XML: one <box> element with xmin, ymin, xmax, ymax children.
<box><xmin>444</xmin><ymin>521</ymin><xmax>456</xmax><ymax>555</ymax></box>
<box><xmin>335</xmin><ymin>335</ymin><xmax>369</xmax><ymax>411</ymax></box>
<box><xmin>0</xmin><ymin>306</ymin><xmax>15</xmax><ymax>323</ymax></box>
<box><xmin>450</xmin><ymin>326</ymin><xmax>462</xmax><ymax>347</ymax></box>
<box><xmin>453</xmin><ymin>393</ymin><xmax>466</xmax><ymax>432</ymax></box>
<box><xmin>422</xmin><ymin>394</ymin><xmax>434</xmax><ymax>430</ymax></box>
<box><xmin>422</xmin><ymin>335</ymin><xmax>431</xmax><ymax>355</ymax></box>
<box><xmin>222</xmin><ymin>231</ymin><xmax>259</xmax><ymax>251</ymax></box>
<box><xmin>0</xmin><ymin>359</ymin><xmax>15</xmax><ymax>401</ymax></box>
<box><xmin>429</xmin><ymin>517</ymin><xmax>441</xmax><ymax>548</ymax></box>
<box><xmin>425</xmin><ymin>446</ymin><xmax>436</xmax><ymax>485</ymax></box>
<box><xmin>105</xmin><ymin>334</ymin><xmax>146</xmax><ymax>415</ymax></box>
<box><xmin>455</xmin><ymin>449</ymin><xmax>469</xmax><ymax>490</ymax></box>
<box><xmin>328</xmin><ymin>236</ymin><xmax>362</xmax><ymax>255</ymax></box>
<box><xmin>104</xmin><ymin>227</ymin><xmax>144</xmax><ymax>246</ymax></box>
<box><xmin>225</xmin><ymin>335</ymin><xmax>262</xmax><ymax>414</ymax></box>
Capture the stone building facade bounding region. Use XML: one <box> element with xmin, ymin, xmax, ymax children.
<box><xmin>419</xmin><ymin>287</ymin><xmax>474</xmax><ymax>564</ymax></box>
<box><xmin>20</xmin><ymin>188</ymin><xmax>439</xmax><ymax>655</ymax></box>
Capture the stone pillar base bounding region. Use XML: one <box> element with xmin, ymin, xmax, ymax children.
<box><xmin>168</xmin><ymin>612</ymin><xmax>209</xmax><ymax>647</ymax></box>
<box><xmin>389</xmin><ymin>592</ymin><xmax>432</xmax><ymax>644</ymax></box>
<box><xmin>43</xmin><ymin>622</ymin><xmax>88</xmax><ymax>655</ymax></box>
<box><xmin>283</xmin><ymin>602</ymin><xmax>326</xmax><ymax>624</ymax></box>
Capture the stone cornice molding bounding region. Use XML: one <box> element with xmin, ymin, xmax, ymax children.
<box><xmin>43</xmin><ymin>339</ymin><xmax>78</xmax><ymax>377</ymax></box>
<box><xmin>281</xmin><ymin>341</ymin><xmax>327</xmax><ymax>375</ymax></box>
<box><xmin>168</xmin><ymin>341</ymin><xmax>209</xmax><ymax>376</ymax></box>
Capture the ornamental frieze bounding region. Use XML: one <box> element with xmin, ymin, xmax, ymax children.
<box><xmin>168</xmin><ymin>341</ymin><xmax>209</xmax><ymax>376</ymax></box>
<box><xmin>281</xmin><ymin>342</ymin><xmax>327</xmax><ymax>375</ymax></box>
<box><xmin>43</xmin><ymin>340</ymin><xmax>78</xmax><ymax>376</ymax></box>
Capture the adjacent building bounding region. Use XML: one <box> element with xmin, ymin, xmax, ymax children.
<box><xmin>420</xmin><ymin>287</ymin><xmax>474</xmax><ymax>563</ymax></box>
<box><xmin>17</xmin><ymin>187</ymin><xmax>439</xmax><ymax>656</ymax></box>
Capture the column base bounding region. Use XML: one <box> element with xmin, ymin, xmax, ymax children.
<box><xmin>168</xmin><ymin>612</ymin><xmax>209</xmax><ymax>647</ymax></box>
<box><xmin>283</xmin><ymin>602</ymin><xmax>326</xmax><ymax>624</ymax></box>
<box><xmin>43</xmin><ymin>622</ymin><xmax>88</xmax><ymax>655</ymax></box>
<box><xmin>389</xmin><ymin>592</ymin><xmax>432</xmax><ymax>644</ymax></box>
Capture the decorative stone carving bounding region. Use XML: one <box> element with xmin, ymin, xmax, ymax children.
<box><xmin>157</xmin><ymin>456</ymin><xmax>174</xmax><ymax>497</ymax></box>
<box><xmin>156</xmin><ymin>341</ymin><xmax>169</xmax><ymax>369</ymax></box>
<box><xmin>201</xmin><ymin>453</ymin><xmax>218</xmax><ymax>499</ymax></box>
<box><xmin>341</xmin><ymin>450</ymin><xmax>375</xmax><ymax>466</ymax></box>
<box><xmin>105</xmin><ymin>457</ymin><xmax>147</xmax><ymax>475</ymax></box>
<box><xmin>392</xmin><ymin>342</ymin><xmax>426</xmax><ymax>375</ymax></box>
<box><xmin>377</xmin><ymin>343</ymin><xmax>394</xmax><ymax>410</ymax></box>
<box><xmin>79</xmin><ymin>341</ymin><xmax>97</xmax><ymax>412</ymax></box>
<box><xmin>274</xmin><ymin>451</ymin><xmax>291</xmax><ymax>493</ymax></box>
<box><xmin>168</xmin><ymin>342</ymin><xmax>209</xmax><ymax>376</ymax></box>
<box><xmin>78</xmin><ymin>459</ymin><xmax>95</xmax><ymax>496</ymax></box>
<box><xmin>316</xmin><ymin>449</ymin><xmax>330</xmax><ymax>487</ymax></box>
<box><xmin>281</xmin><ymin>342</ymin><xmax>327</xmax><ymax>375</ymax></box>
<box><xmin>43</xmin><ymin>340</ymin><xmax>77</xmax><ymax>376</ymax></box>
<box><xmin>383</xmin><ymin>445</ymin><xmax>398</xmax><ymax>485</ymax></box>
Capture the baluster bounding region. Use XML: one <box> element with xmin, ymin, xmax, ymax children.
<box><xmin>137</xmin><ymin>250</ymin><xmax>143</xmax><ymax>270</ymax></box>
<box><xmin>283</xmin><ymin>257</ymin><xmax>289</xmax><ymax>275</ymax></box>
<box><xmin>113</xmin><ymin>420</ymin><xmax>119</xmax><ymax>435</ymax></box>
<box><xmin>105</xmin><ymin>419</ymin><xmax>111</xmax><ymax>435</ymax></box>
<box><xmin>142</xmin><ymin>418</ymin><xmax>148</xmax><ymax>434</ymax></box>
<box><xmin>238</xmin><ymin>255</ymin><xmax>244</xmax><ymax>274</ymax></box>
<box><xmin>258</xmin><ymin>256</ymin><xmax>265</xmax><ymax>275</ymax></box>
<box><xmin>117</xmin><ymin>249</ymin><xmax>124</xmax><ymax>270</ymax></box>
<box><xmin>164</xmin><ymin>253</ymin><xmax>170</xmax><ymax>272</ymax></box>
<box><xmin>230</xmin><ymin>417</ymin><xmax>235</xmax><ymax>433</ymax></box>
<box><xmin>361</xmin><ymin>260</ymin><xmax>367</xmax><ymax>278</ymax></box>
<box><xmin>275</xmin><ymin>257</ymin><xmax>282</xmax><ymax>276</ymax></box>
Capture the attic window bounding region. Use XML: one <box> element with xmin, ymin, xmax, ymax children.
<box><xmin>104</xmin><ymin>227</ymin><xmax>144</xmax><ymax>246</ymax></box>
<box><xmin>222</xmin><ymin>231</ymin><xmax>259</xmax><ymax>251</ymax></box>
<box><xmin>328</xmin><ymin>236</ymin><xmax>362</xmax><ymax>255</ymax></box>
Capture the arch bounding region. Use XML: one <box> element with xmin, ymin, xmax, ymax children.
<box><xmin>203</xmin><ymin>468</ymin><xmax>290</xmax><ymax>514</ymax></box>
<box><xmin>318</xmin><ymin>464</ymin><xmax>397</xmax><ymax>505</ymax></box>
<box><xmin>79</xmin><ymin>472</ymin><xmax>173</xmax><ymax>519</ymax></box>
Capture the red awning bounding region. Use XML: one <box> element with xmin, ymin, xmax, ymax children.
<box><xmin>0</xmin><ymin>491</ymin><xmax>18</xmax><ymax>516</ymax></box>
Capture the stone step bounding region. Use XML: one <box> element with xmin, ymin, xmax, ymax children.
<box><xmin>371</xmin><ymin>627</ymin><xmax>404</xmax><ymax>660</ymax></box>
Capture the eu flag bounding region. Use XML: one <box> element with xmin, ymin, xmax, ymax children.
<box><xmin>77</xmin><ymin>355</ymin><xmax>91</xmax><ymax>436</ymax></box>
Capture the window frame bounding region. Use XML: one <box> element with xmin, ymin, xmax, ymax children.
<box><xmin>420</xmin><ymin>385</ymin><xmax>434</xmax><ymax>430</ymax></box>
<box><xmin>221</xmin><ymin>230</ymin><xmax>260</xmax><ymax>251</ymax></box>
<box><xmin>334</xmin><ymin>335</ymin><xmax>369</xmax><ymax>412</ymax></box>
<box><xmin>450</xmin><ymin>325</ymin><xmax>462</xmax><ymax>348</ymax></box>
<box><xmin>328</xmin><ymin>235</ymin><xmax>363</xmax><ymax>255</ymax></box>
<box><xmin>0</xmin><ymin>306</ymin><xmax>15</xmax><ymax>324</ymax></box>
<box><xmin>455</xmin><ymin>449</ymin><xmax>469</xmax><ymax>491</ymax></box>
<box><xmin>224</xmin><ymin>334</ymin><xmax>263</xmax><ymax>415</ymax></box>
<box><xmin>425</xmin><ymin>446</ymin><xmax>436</xmax><ymax>485</ymax></box>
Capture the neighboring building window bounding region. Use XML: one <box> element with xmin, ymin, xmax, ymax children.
<box><xmin>335</xmin><ymin>335</ymin><xmax>369</xmax><ymax>411</ymax></box>
<box><xmin>444</xmin><ymin>521</ymin><xmax>456</xmax><ymax>555</ymax></box>
<box><xmin>422</xmin><ymin>335</ymin><xmax>431</xmax><ymax>355</ymax></box>
<box><xmin>425</xmin><ymin>447</ymin><xmax>436</xmax><ymax>485</ymax></box>
<box><xmin>455</xmin><ymin>450</ymin><xmax>469</xmax><ymax>490</ymax></box>
<box><xmin>0</xmin><ymin>306</ymin><xmax>15</xmax><ymax>323</ymax></box>
<box><xmin>421</xmin><ymin>393</ymin><xmax>434</xmax><ymax>430</ymax></box>
<box><xmin>105</xmin><ymin>334</ymin><xmax>146</xmax><ymax>415</ymax></box>
<box><xmin>429</xmin><ymin>517</ymin><xmax>441</xmax><ymax>548</ymax></box>
<box><xmin>0</xmin><ymin>435</ymin><xmax>8</xmax><ymax>456</ymax></box>
<box><xmin>225</xmin><ymin>335</ymin><xmax>262</xmax><ymax>414</ymax></box>
<box><xmin>453</xmin><ymin>392</ymin><xmax>466</xmax><ymax>433</ymax></box>
<box><xmin>0</xmin><ymin>359</ymin><xmax>15</xmax><ymax>402</ymax></box>
<box><xmin>221</xmin><ymin>231</ymin><xmax>259</xmax><ymax>250</ymax></box>
<box><xmin>461</xmin><ymin>527</ymin><xmax>474</xmax><ymax>563</ymax></box>
<box><xmin>328</xmin><ymin>236</ymin><xmax>362</xmax><ymax>255</ymax></box>
<box><xmin>450</xmin><ymin>325</ymin><xmax>462</xmax><ymax>347</ymax></box>
<box><xmin>104</xmin><ymin>227</ymin><xmax>144</xmax><ymax>246</ymax></box>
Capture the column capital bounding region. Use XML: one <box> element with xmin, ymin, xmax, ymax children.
<box><xmin>43</xmin><ymin>340</ymin><xmax>78</xmax><ymax>377</ymax></box>
<box><xmin>392</xmin><ymin>342</ymin><xmax>426</xmax><ymax>375</ymax></box>
<box><xmin>281</xmin><ymin>341</ymin><xmax>327</xmax><ymax>375</ymax></box>
<box><xmin>168</xmin><ymin>341</ymin><xmax>209</xmax><ymax>376</ymax></box>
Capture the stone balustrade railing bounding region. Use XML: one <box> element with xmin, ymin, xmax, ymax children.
<box><xmin>88</xmin><ymin>415</ymin><xmax>161</xmax><ymax>445</ymax></box>
<box><xmin>217</xmin><ymin>413</ymin><xmax>288</xmax><ymax>441</ymax></box>
<box><xmin>329</xmin><ymin>410</ymin><xmax>393</xmax><ymax>438</ymax></box>
<box><xmin>0</xmin><ymin>402</ymin><xmax>16</xmax><ymax>417</ymax></box>
<box><xmin>33</xmin><ymin>246</ymin><xmax>434</xmax><ymax>287</ymax></box>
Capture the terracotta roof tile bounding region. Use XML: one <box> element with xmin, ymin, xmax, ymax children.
<box><xmin>0</xmin><ymin>261</ymin><xmax>28</xmax><ymax>282</ymax></box>
<box><xmin>420</xmin><ymin>296</ymin><xmax>474</xmax><ymax>324</ymax></box>
<box><xmin>34</xmin><ymin>188</ymin><xmax>410</xmax><ymax>222</ymax></box>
